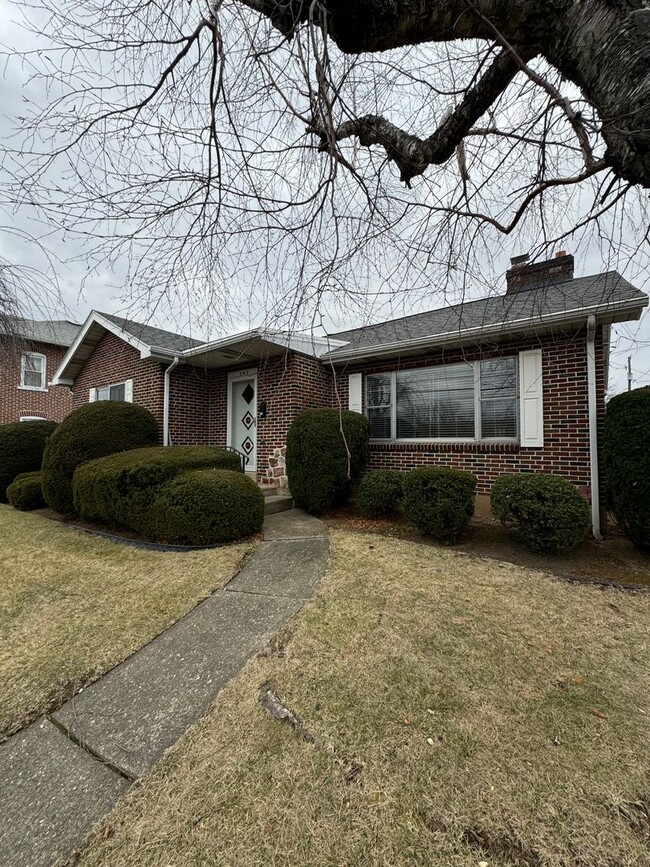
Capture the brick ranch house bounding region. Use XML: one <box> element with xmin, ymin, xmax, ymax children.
<box><xmin>0</xmin><ymin>318</ymin><xmax>80</xmax><ymax>424</ymax></box>
<box><xmin>49</xmin><ymin>254</ymin><xmax>647</xmax><ymax>537</ymax></box>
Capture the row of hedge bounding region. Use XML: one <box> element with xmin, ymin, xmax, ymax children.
<box><xmin>356</xmin><ymin>467</ymin><xmax>591</xmax><ymax>552</ymax></box>
<box><xmin>72</xmin><ymin>445</ymin><xmax>260</xmax><ymax>544</ymax></box>
<box><xmin>2</xmin><ymin>386</ymin><xmax>648</xmax><ymax>551</ymax></box>
<box><xmin>604</xmin><ymin>386</ymin><xmax>650</xmax><ymax>550</ymax></box>
<box><xmin>42</xmin><ymin>402</ymin><xmax>159</xmax><ymax>514</ymax></box>
<box><xmin>0</xmin><ymin>403</ymin><xmax>263</xmax><ymax>545</ymax></box>
<box><xmin>0</xmin><ymin>420</ymin><xmax>57</xmax><ymax>502</ymax></box>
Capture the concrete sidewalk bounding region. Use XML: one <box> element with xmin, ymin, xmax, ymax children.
<box><xmin>0</xmin><ymin>509</ymin><xmax>327</xmax><ymax>867</ymax></box>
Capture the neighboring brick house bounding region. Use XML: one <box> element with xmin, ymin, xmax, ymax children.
<box><xmin>51</xmin><ymin>254</ymin><xmax>648</xmax><ymax>537</ymax></box>
<box><xmin>0</xmin><ymin>319</ymin><xmax>80</xmax><ymax>424</ymax></box>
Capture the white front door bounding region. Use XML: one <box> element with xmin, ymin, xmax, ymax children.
<box><xmin>228</xmin><ymin>374</ymin><xmax>257</xmax><ymax>471</ymax></box>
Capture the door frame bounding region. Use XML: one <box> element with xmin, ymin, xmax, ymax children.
<box><xmin>226</xmin><ymin>368</ymin><xmax>258</xmax><ymax>472</ymax></box>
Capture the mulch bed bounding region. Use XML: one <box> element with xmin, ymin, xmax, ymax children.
<box><xmin>323</xmin><ymin>504</ymin><xmax>650</xmax><ymax>591</ymax></box>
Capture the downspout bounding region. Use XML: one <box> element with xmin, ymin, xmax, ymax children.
<box><xmin>163</xmin><ymin>356</ymin><xmax>180</xmax><ymax>447</ymax></box>
<box><xmin>586</xmin><ymin>316</ymin><xmax>602</xmax><ymax>539</ymax></box>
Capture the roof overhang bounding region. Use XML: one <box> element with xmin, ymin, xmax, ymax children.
<box><xmin>324</xmin><ymin>297</ymin><xmax>648</xmax><ymax>365</ymax></box>
<box><xmin>178</xmin><ymin>329</ymin><xmax>347</xmax><ymax>369</ymax></box>
<box><xmin>51</xmin><ymin>311</ymin><xmax>165</xmax><ymax>386</ymax></box>
<box><xmin>51</xmin><ymin>312</ymin><xmax>348</xmax><ymax>385</ymax></box>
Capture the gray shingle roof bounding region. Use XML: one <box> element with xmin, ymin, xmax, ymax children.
<box><xmin>328</xmin><ymin>272</ymin><xmax>647</xmax><ymax>357</ymax></box>
<box><xmin>7</xmin><ymin>318</ymin><xmax>81</xmax><ymax>347</ymax></box>
<box><xmin>100</xmin><ymin>312</ymin><xmax>203</xmax><ymax>352</ymax></box>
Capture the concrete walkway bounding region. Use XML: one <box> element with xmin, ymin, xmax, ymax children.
<box><xmin>0</xmin><ymin>509</ymin><xmax>327</xmax><ymax>867</ymax></box>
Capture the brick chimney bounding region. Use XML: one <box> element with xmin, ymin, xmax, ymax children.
<box><xmin>506</xmin><ymin>251</ymin><xmax>575</xmax><ymax>294</ymax></box>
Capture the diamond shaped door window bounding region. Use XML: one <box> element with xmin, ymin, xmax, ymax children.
<box><xmin>242</xmin><ymin>411</ymin><xmax>255</xmax><ymax>429</ymax></box>
<box><xmin>242</xmin><ymin>383</ymin><xmax>255</xmax><ymax>404</ymax></box>
<box><xmin>242</xmin><ymin>436</ymin><xmax>254</xmax><ymax>454</ymax></box>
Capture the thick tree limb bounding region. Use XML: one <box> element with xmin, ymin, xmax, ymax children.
<box><xmin>237</xmin><ymin>0</ymin><xmax>650</xmax><ymax>188</ymax></box>
<box><xmin>309</xmin><ymin>47</ymin><xmax>532</xmax><ymax>185</ymax></box>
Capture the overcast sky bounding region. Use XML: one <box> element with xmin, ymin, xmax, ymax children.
<box><xmin>1</xmin><ymin>0</ymin><xmax>648</xmax><ymax>394</ymax></box>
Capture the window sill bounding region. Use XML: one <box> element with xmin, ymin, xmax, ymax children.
<box><xmin>17</xmin><ymin>386</ymin><xmax>48</xmax><ymax>392</ymax></box>
<box><xmin>369</xmin><ymin>440</ymin><xmax>521</xmax><ymax>453</ymax></box>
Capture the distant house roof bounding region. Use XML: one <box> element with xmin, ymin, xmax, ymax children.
<box><xmin>326</xmin><ymin>271</ymin><xmax>648</xmax><ymax>362</ymax></box>
<box><xmin>6</xmin><ymin>318</ymin><xmax>81</xmax><ymax>347</ymax></box>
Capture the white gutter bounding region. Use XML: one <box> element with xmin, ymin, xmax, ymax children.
<box><xmin>586</xmin><ymin>315</ymin><xmax>602</xmax><ymax>539</ymax></box>
<box><xmin>163</xmin><ymin>356</ymin><xmax>180</xmax><ymax>447</ymax></box>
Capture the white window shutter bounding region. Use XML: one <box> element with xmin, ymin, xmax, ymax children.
<box><xmin>519</xmin><ymin>349</ymin><xmax>544</xmax><ymax>447</ymax></box>
<box><xmin>124</xmin><ymin>379</ymin><xmax>134</xmax><ymax>403</ymax></box>
<box><xmin>88</xmin><ymin>388</ymin><xmax>96</xmax><ymax>402</ymax></box>
<box><xmin>348</xmin><ymin>373</ymin><xmax>362</xmax><ymax>413</ymax></box>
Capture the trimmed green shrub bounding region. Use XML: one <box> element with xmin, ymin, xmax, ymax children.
<box><xmin>6</xmin><ymin>471</ymin><xmax>46</xmax><ymax>511</ymax></box>
<box><xmin>356</xmin><ymin>470</ymin><xmax>404</xmax><ymax>517</ymax></box>
<box><xmin>286</xmin><ymin>409</ymin><xmax>370</xmax><ymax>515</ymax></box>
<box><xmin>605</xmin><ymin>387</ymin><xmax>650</xmax><ymax>549</ymax></box>
<box><xmin>41</xmin><ymin>401</ymin><xmax>158</xmax><ymax>515</ymax></box>
<box><xmin>144</xmin><ymin>469</ymin><xmax>264</xmax><ymax>544</ymax></box>
<box><xmin>491</xmin><ymin>473</ymin><xmax>590</xmax><ymax>553</ymax></box>
<box><xmin>401</xmin><ymin>467</ymin><xmax>477</xmax><ymax>541</ymax></box>
<box><xmin>73</xmin><ymin>445</ymin><xmax>242</xmax><ymax>530</ymax></box>
<box><xmin>0</xmin><ymin>420</ymin><xmax>57</xmax><ymax>502</ymax></box>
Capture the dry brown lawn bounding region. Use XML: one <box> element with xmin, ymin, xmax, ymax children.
<box><xmin>70</xmin><ymin>530</ymin><xmax>650</xmax><ymax>867</ymax></box>
<box><xmin>0</xmin><ymin>506</ymin><xmax>254</xmax><ymax>739</ymax></box>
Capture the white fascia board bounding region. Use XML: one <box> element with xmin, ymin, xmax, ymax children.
<box><xmin>324</xmin><ymin>297</ymin><xmax>648</xmax><ymax>363</ymax></box>
<box><xmin>181</xmin><ymin>329</ymin><xmax>263</xmax><ymax>358</ymax></box>
<box><xmin>140</xmin><ymin>344</ymin><xmax>180</xmax><ymax>361</ymax></box>
<box><xmin>259</xmin><ymin>330</ymin><xmax>349</xmax><ymax>358</ymax></box>
<box><xmin>180</xmin><ymin>328</ymin><xmax>347</xmax><ymax>360</ymax></box>
<box><xmin>50</xmin><ymin>310</ymin><xmax>158</xmax><ymax>385</ymax></box>
<box><xmin>50</xmin><ymin>310</ymin><xmax>99</xmax><ymax>385</ymax></box>
<box><xmin>93</xmin><ymin>312</ymin><xmax>152</xmax><ymax>357</ymax></box>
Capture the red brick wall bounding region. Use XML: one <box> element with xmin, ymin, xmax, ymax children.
<box><xmin>333</xmin><ymin>327</ymin><xmax>606</xmax><ymax>499</ymax></box>
<box><xmin>68</xmin><ymin>325</ymin><xmax>608</xmax><ymax>500</ymax></box>
<box><xmin>193</xmin><ymin>353</ymin><xmax>333</xmax><ymax>485</ymax></box>
<box><xmin>72</xmin><ymin>332</ymin><xmax>165</xmax><ymax>436</ymax></box>
<box><xmin>168</xmin><ymin>365</ymin><xmax>210</xmax><ymax>445</ymax></box>
<box><xmin>0</xmin><ymin>341</ymin><xmax>74</xmax><ymax>424</ymax></box>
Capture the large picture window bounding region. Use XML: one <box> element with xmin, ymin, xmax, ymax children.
<box><xmin>366</xmin><ymin>358</ymin><xmax>517</xmax><ymax>441</ymax></box>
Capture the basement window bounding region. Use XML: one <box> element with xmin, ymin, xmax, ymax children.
<box><xmin>91</xmin><ymin>379</ymin><xmax>132</xmax><ymax>402</ymax></box>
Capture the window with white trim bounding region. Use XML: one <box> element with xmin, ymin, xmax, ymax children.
<box><xmin>366</xmin><ymin>357</ymin><xmax>518</xmax><ymax>441</ymax></box>
<box><xmin>91</xmin><ymin>380</ymin><xmax>132</xmax><ymax>402</ymax></box>
<box><xmin>20</xmin><ymin>352</ymin><xmax>46</xmax><ymax>390</ymax></box>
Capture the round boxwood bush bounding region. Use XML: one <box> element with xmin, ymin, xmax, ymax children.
<box><xmin>286</xmin><ymin>409</ymin><xmax>370</xmax><ymax>515</ymax></box>
<box><xmin>144</xmin><ymin>469</ymin><xmax>264</xmax><ymax>545</ymax></box>
<box><xmin>356</xmin><ymin>470</ymin><xmax>404</xmax><ymax>517</ymax></box>
<box><xmin>491</xmin><ymin>473</ymin><xmax>590</xmax><ymax>553</ymax></box>
<box><xmin>0</xmin><ymin>420</ymin><xmax>57</xmax><ymax>502</ymax></box>
<box><xmin>6</xmin><ymin>471</ymin><xmax>46</xmax><ymax>511</ymax></box>
<box><xmin>401</xmin><ymin>467</ymin><xmax>477</xmax><ymax>541</ymax></box>
<box><xmin>41</xmin><ymin>401</ymin><xmax>158</xmax><ymax>515</ymax></box>
<box><xmin>73</xmin><ymin>445</ymin><xmax>242</xmax><ymax>530</ymax></box>
<box><xmin>605</xmin><ymin>387</ymin><xmax>650</xmax><ymax>549</ymax></box>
